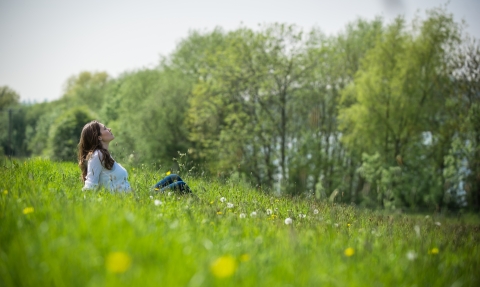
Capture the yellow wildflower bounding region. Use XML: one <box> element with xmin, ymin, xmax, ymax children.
<box><xmin>217</xmin><ymin>211</ymin><xmax>223</xmax><ymax>215</ymax></box>
<box><xmin>428</xmin><ymin>248</ymin><xmax>439</xmax><ymax>255</ymax></box>
<box><xmin>210</xmin><ymin>255</ymin><xmax>237</xmax><ymax>278</ymax></box>
<box><xmin>3</xmin><ymin>190</ymin><xmax>7</xmax><ymax>195</ymax></box>
<box><xmin>210</xmin><ymin>201</ymin><xmax>214</xmax><ymax>204</ymax></box>
<box><xmin>239</xmin><ymin>254</ymin><xmax>250</xmax><ymax>262</ymax></box>
<box><xmin>105</xmin><ymin>252</ymin><xmax>132</xmax><ymax>273</ymax></box>
<box><xmin>23</xmin><ymin>207</ymin><xmax>34</xmax><ymax>215</ymax></box>
<box><xmin>344</xmin><ymin>247</ymin><xmax>355</xmax><ymax>257</ymax></box>
<box><xmin>166</xmin><ymin>171</ymin><xmax>171</xmax><ymax>176</ymax></box>
<box><xmin>347</xmin><ymin>223</ymin><xmax>351</xmax><ymax>227</ymax></box>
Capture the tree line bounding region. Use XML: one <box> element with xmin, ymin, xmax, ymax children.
<box><xmin>1</xmin><ymin>8</ymin><xmax>479</xmax><ymax>212</ymax></box>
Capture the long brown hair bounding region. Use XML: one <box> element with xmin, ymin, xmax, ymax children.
<box><xmin>77</xmin><ymin>120</ymin><xmax>114</xmax><ymax>182</ymax></box>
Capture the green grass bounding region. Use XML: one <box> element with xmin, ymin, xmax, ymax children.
<box><xmin>0</xmin><ymin>158</ymin><xmax>479</xmax><ymax>286</ymax></box>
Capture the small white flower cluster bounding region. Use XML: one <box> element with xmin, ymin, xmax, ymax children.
<box><xmin>406</xmin><ymin>251</ymin><xmax>417</xmax><ymax>261</ymax></box>
<box><xmin>414</xmin><ymin>225</ymin><xmax>421</xmax><ymax>237</ymax></box>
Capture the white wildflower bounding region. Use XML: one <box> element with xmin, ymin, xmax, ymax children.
<box><xmin>266</xmin><ymin>209</ymin><xmax>273</xmax><ymax>215</ymax></box>
<box><xmin>334</xmin><ymin>223</ymin><xmax>339</xmax><ymax>227</ymax></box>
<box><xmin>284</xmin><ymin>217</ymin><xmax>293</xmax><ymax>225</ymax></box>
<box><xmin>220</xmin><ymin>197</ymin><xmax>226</xmax><ymax>203</ymax></box>
<box><xmin>149</xmin><ymin>195</ymin><xmax>153</xmax><ymax>199</ymax></box>
<box><xmin>435</xmin><ymin>221</ymin><xmax>441</xmax><ymax>226</ymax></box>
<box><xmin>313</xmin><ymin>209</ymin><xmax>319</xmax><ymax>215</ymax></box>
<box><xmin>250</xmin><ymin>211</ymin><xmax>257</xmax><ymax>217</ymax></box>
<box><xmin>299</xmin><ymin>213</ymin><xmax>306</xmax><ymax>218</ymax></box>
<box><xmin>414</xmin><ymin>225</ymin><xmax>421</xmax><ymax>237</ymax></box>
<box><xmin>168</xmin><ymin>192</ymin><xmax>173</xmax><ymax>196</ymax></box>
<box><xmin>406</xmin><ymin>251</ymin><xmax>417</xmax><ymax>261</ymax></box>
<box><xmin>425</xmin><ymin>215</ymin><xmax>430</xmax><ymax>219</ymax></box>
<box><xmin>239</xmin><ymin>213</ymin><xmax>246</xmax><ymax>219</ymax></box>
<box><xmin>154</xmin><ymin>200</ymin><xmax>162</xmax><ymax>206</ymax></box>
<box><xmin>227</xmin><ymin>203</ymin><xmax>234</xmax><ymax>208</ymax></box>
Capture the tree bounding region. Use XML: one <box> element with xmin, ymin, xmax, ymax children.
<box><xmin>0</xmin><ymin>86</ymin><xmax>21</xmax><ymax>155</ymax></box>
<box><xmin>48</xmin><ymin>107</ymin><xmax>94</xmax><ymax>161</ymax></box>
<box><xmin>339</xmin><ymin>9</ymin><xmax>461</xmax><ymax>209</ymax></box>
<box><xmin>62</xmin><ymin>71</ymin><xmax>110</xmax><ymax>112</ymax></box>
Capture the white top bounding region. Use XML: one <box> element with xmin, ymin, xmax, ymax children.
<box><xmin>82</xmin><ymin>150</ymin><xmax>132</xmax><ymax>192</ymax></box>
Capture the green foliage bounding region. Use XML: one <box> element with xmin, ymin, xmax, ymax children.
<box><xmin>6</xmin><ymin>7</ymin><xmax>480</xmax><ymax>211</ymax></box>
<box><xmin>0</xmin><ymin>86</ymin><xmax>21</xmax><ymax>155</ymax></box>
<box><xmin>0</xmin><ymin>86</ymin><xmax>20</xmax><ymax>109</ymax></box>
<box><xmin>100</xmin><ymin>68</ymin><xmax>193</xmax><ymax>167</ymax></box>
<box><xmin>48</xmin><ymin>107</ymin><xmax>94</xmax><ymax>161</ymax></box>
<box><xmin>0</xmin><ymin>159</ymin><xmax>479</xmax><ymax>286</ymax></box>
<box><xmin>338</xmin><ymin>9</ymin><xmax>463</xmax><ymax>210</ymax></box>
<box><xmin>62</xmin><ymin>71</ymin><xmax>110</xmax><ymax>112</ymax></box>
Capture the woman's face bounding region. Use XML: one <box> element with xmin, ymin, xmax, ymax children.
<box><xmin>98</xmin><ymin>123</ymin><xmax>115</xmax><ymax>143</ymax></box>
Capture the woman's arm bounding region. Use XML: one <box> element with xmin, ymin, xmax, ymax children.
<box><xmin>82</xmin><ymin>151</ymin><xmax>103</xmax><ymax>191</ymax></box>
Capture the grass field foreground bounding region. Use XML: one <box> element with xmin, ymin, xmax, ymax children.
<box><xmin>1</xmin><ymin>158</ymin><xmax>479</xmax><ymax>286</ymax></box>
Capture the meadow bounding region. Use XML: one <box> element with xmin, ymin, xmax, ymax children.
<box><xmin>0</xmin><ymin>158</ymin><xmax>479</xmax><ymax>287</ymax></box>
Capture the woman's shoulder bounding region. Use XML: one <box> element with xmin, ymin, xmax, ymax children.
<box><xmin>88</xmin><ymin>149</ymin><xmax>104</xmax><ymax>161</ymax></box>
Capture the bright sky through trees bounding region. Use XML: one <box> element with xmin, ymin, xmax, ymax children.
<box><xmin>0</xmin><ymin>0</ymin><xmax>478</xmax><ymax>102</ymax></box>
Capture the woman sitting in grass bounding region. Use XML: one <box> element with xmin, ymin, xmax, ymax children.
<box><xmin>78</xmin><ymin>120</ymin><xmax>192</xmax><ymax>193</ymax></box>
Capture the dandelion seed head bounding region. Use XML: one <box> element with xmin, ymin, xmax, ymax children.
<box><xmin>239</xmin><ymin>213</ymin><xmax>246</xmax><ymax>218</ymax></box>
<box><xmin>284</xmin><ymin>217</ymin><xmax>293</xmax><ymax>225</ymax></box>
<box><xmin>435</xmin><ymin>221</ymin><xmax>441</xmax><ymax>226</ymax></box>
<box><xmin>154</xmin><ymin>200</ymin><xmax>162</xmax><ymax>206</ymax></box>
<box><xmin>414</xmin><ymin>225</ymin><xmax>421</xmax><ymax>237</ymax></box>
<box><xmin>250</xmin><ymin>211</ymin><xmax>257</xmax><ymax>217</ymax></box>
<box><xmin>220</xmin><ymin>197</ymin><xmax>226</xmax><ymax>203</ymax></box>
<box><xmin>406</xmin><ymin>251</ymin><xmax>417</xmax><ymax>261</ymax></box>
<box><xmin>266</xmin><ymin>209</ymin><xmax>273</xmax><ymax>215</ymax></box>
<box><xmin>227</xmin><ymin>203</ymin><xmax>234</xmax><ymax>208</ymax></box>
<box><xmin>149</xmin><ymin>196</ymin><xmax>153</xmax><ymax>199</ymax></box>
<box><xmin>313</xmin><ymin>209</ymin><xmax>319</xmax><ymax>214</ymax></box>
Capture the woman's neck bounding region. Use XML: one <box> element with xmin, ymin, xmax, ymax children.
<box><xmin>101</xmin><ymin>142</ymin><xmax>109</xmax><ymax>150</ymax></box>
